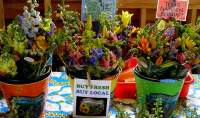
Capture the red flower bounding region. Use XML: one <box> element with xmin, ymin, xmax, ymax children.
<box><xmin>100</xmin><ymin>58</ymin><xmax>110</xmax><ymax>68</ymax></box>
<box><xmin>156</xmin><ymin>56</ymin><xmax>163</xmax><ymax>65</ymax></box>
<box><xmin>176</xmin><ymin>53</ymin><xmax>186</xmax><ymax>64</ymax></box>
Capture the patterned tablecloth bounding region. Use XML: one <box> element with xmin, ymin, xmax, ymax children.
<box><xmin>0</xmin><ymin>73</ymin><xmax>199</xmax><ymax>118</ymax></box>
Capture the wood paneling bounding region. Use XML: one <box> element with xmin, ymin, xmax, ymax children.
<box><xmin>118</xmin><ymin>0</ymin><xmax>200</xmax><ymax>26</ymax></box>
<box><xmin>1</xmin><ymin>0</ymin><xmax>200</xmax><ymax>27</ymax></box>
<box><xmin>0</xmin><ymin>0</ymin><xmax>5</xmax><ymax>28</ymax></box>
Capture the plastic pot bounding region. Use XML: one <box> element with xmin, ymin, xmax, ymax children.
<box><xmin>179</xmin><ymin>72</ymin><xmax>194</xmax><ymax>98</ymax></box>
<box><xmin>0</xmin><ymin>68</ymin><xmax>51</xmax><ymax>118</ymax></box>
<box><xmin>134</xmin><ymin>67</ymin><xmax>184</xmax><ymax>117</ymax></box>
<box><xmin>114</xmin><ymin>68</ymin><xmax>136</xmax><ymax>99</ymax></box>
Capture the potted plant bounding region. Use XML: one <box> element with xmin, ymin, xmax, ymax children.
<box><xmin>176</xmin><ymin>21</ymin><xmax>200</xmax><ymax>98</ymax></box>
<box><xmin>52</xmin><ymin>3</ymin><xmax>134</xmax><ymax>116</ymax></box>
<box><xmin>53</xmin><ymin>3</ymin><xmax>135</xmax><ymax>90</ymax></box>
<box><xmin>0</xmin><ymin>0</ymin><xmax>55</xmax><ymax>117</ymax></box>
<box><xmin>128</xmin><ymin>19</ymin><xmax>199</xmax><ymax>117</ymax></box>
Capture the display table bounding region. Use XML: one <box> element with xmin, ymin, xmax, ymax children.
<box><xmin>0</xmin><ymin>72</ymin><xmax>199</xmax><ymax>117</ymax></box>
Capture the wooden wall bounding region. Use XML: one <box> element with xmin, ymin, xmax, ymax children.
<box><xmin>1</xmin><ymin>0</ymin><xmax>200</xmax><ymax>28</ymax></box>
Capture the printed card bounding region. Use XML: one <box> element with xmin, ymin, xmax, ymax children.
<box><xmin>156</xmin><ymin>0</ymin><xmax>189</xmax><ymax>21</ymax></box>
<box><xmin>73</xmin><ymin>78</ymin><xmax>111</xmax><ymax>118</ymax></box>
<box><xmin>81</xmin><ymin>0</ymin><xmax>116</xmax><ymax>21</ymax></box>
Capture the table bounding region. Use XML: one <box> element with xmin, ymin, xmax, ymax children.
<box><xmin>0</xmin><ymin>73</ymin><xmax>199</xmax><ymax>117</ymax></box>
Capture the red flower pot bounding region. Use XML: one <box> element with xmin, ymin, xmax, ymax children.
<box><xmin>114</xmin><ymin>68</ymin><xmax>136</xmax><ymax>99</ymax></box>
<box><xmin>179</xmin><ymin>72</ymin><xmax>194</xmax><ymax>99</ymax></box>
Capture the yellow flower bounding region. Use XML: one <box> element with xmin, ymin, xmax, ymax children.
<box><xmin>36</xmin><ymin>36</ymin><xmax>48</xmax><ymax>51</ymax></box>
<box><xmin>102</xmin><ymin>25</ymin><xmax>109</xmax><ymax>38</ymax></box>
<box><xmin>157</xmin><ymin>20</ymin><xmax>166</xmax><ymax>31</ymax></box>
<box><xmin>40</xmin><ymin>18</ymin><xmax>51</xmax><ymax>32</ymax></box>
<box><xmin>121</xmin><ymin>11</ymin><xmax>133</xmax><ymax>27</ymax></box>
<box><xmin>128</xmin><ymin>27</ymin><xmax>139</xmax><ymax>36</ymax></box>
<box><xmin>113</xmin><ymin>26</ymin><xmax>121</xmax><ymax>34</ymax></box>
<box><xmin>85</xmin><ymin>15</ymin><xmax>92</xmax><ymax>31</ymax></box>
<box><xmin>185</xmin><ymin>37</ymin><xmax>196</xmax><ymax>50</ymax></box>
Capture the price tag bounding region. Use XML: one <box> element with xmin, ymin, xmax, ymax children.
<box><xmin>156</xmin><ymin>0</ymin><xmax>189</xmax><ymax>21</ymax></box>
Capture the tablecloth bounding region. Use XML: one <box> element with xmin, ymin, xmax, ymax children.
<box><xmin>0</xmin><ymin>73</ymin><xmax>199</xmax><ymax>118</ymax></box>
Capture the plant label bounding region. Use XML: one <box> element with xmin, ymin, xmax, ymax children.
<box><xmin>81</xmin><ymin>0</ymin><xmax>116</xmax><ymax>21</ymax></box>
<box><xmin>73</xmin><ymin>78</ymin><xmax>111</xmax><ymax>118</ymax></box>
<box><xmin>156</xmin><ymin>0</ymin><xmax>189</xmax><ymax>21</ymax></box>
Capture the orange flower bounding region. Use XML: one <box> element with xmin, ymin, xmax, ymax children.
<box><xmin>156</xmin><ymin>56</ymin><xmax>163</xmax><ymax>65</ymax></box>
<box><xmin>36</xmin><ymin>36</ymin><xmax>48</xmax><ymax>51</ymax></box>
<box><xmin>138</xmin><ymin>36</ymin><xmax>151</xmax><ymax>54</ymax></box>
<box><xmin>32</xmin><ymin>44</ymin><xmax>37</xmax><ymax>51</ymax></box>
<box><xmin>150</xmin><ymin>39</ymin><xmax>157</xmax><ymax>49</ymax></box>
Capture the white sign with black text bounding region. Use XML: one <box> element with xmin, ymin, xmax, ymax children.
<box><xmin>73</xmin><ymin>78</ymin><xmax>111</xmax><ymax>118</ymax></box>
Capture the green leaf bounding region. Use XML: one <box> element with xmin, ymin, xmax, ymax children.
<box><xmin>160</xmin><ymin>61</ymin><xmax>177</xmax><ymax>68</ymax></box>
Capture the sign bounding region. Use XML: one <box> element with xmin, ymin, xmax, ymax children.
<box><xmin>73</xmin><ymin>78</ymin><xmax>111</xmax><ymax>118</ymax></box>
<box><xmin>156</xmin><ymin>0</ymin><xmax>189</xmax><ymax>21</ymax></box>
<box><xmin>81</xmin><ymin>0</ymin><xmax>116</xmax><ymax>21</ymax></box>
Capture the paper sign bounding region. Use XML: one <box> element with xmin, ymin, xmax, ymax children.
<box><xmin>156</xmin><ymin>0</ymin><xmax>189</xmax><ymax>21</ymax></box>
<box><xmin>73</xmin><ymin>78</ymin><xmax>111</xmax><ymax>118</ymax></box>
<box><xmin>81</xmin><ymin>0</ymin><xmax>116</xmax><ymax>21</ymax></box>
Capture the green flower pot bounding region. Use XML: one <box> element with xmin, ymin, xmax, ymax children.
<box><xmin>134</xmin><ymin>68</ymin><xmax>184</xmax><ymax>117</ymax></box>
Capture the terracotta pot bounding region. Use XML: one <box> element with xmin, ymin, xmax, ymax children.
<box><xmin>179</xmin><ymin>72</ymin><xmax>194</xmax><ymax>99</ymax></box>
<box><xmin>0</xmin><ymin>69</ymin><xmax>51</xmax><ymax>118</ymax></box>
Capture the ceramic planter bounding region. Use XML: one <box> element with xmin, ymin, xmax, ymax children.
<box><xmin>0</xmin><ymin>68</ymin><xmax>51</xmax><ymax>118</ymax></box>
<box><xmin>134</xmin><ymin>67</ymin><xmax>184</xmax><ymax>117</ymax></box>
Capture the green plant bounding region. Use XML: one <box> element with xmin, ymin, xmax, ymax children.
<box><xmin>114</xmin><ymin>104</ymin><xmax>131</xmax><ymax>118</ymax></box>
<box><xmin>0</xmin><ymin>0</ymin><xmax>55</xmax><ymax>81</ymax></box>
<box><xmin>128</xmin><ymin>19</ymin><xmax>199</xmax><ymax>79</ymax></box>
<box><xmin>137</xmin><ymin>98</ymin><xmax>164</xmax><ymax>118</ymax></box>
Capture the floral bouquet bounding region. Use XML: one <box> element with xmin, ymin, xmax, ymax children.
<box><xmin>128</xmin><ymin>19</ymin><xmax>200</xmax><ymax>80</ymax></box>
<box><xmin>53</xmin><ymin>4</ymin><xmax>135</xmax><ymax>80</ymax></box>
<box><xmin>183</xmin><ymin>17</ymin><xmax>200</xmax><ymax>74</ymax></box>
<box><xmin>0</xmin><ymin>0</ymin><xmax>55</xmax><ymax>82</ymax></box>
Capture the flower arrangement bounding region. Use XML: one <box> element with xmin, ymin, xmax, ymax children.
<box><xmin>128</xmin><ymin>19</ymin><xmax>200</xmax><ymax>79</ymax></box>
<box><xmin>53</xmin><ymin>4</ymin><xmax>135</xmax><ymax>79</ymax></box>
<box><xmin>0</xmin><ymin>0</ymin><xmax>55</xmax><ymax>82</ymax></box>
<box><xmin>182</xmin><ymin>17</ymin><xmax>200</xmax><ymax>74</ymax></box>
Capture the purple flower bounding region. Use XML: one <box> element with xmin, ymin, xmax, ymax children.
<box><xmin>118</xmin><ymin>34</ymin><xmax>125</xmax><ymax>40</ymax></box>
<box><xmin>33</xmin><ymin>27</ymin><xmax>39</xmax><ymax>33</ymax></box>
<box><xmin>89</xmin><ymin>56</ymin><xmax>97</xmax><ymax>65</ymax></box>
<box><xmin>18</xmin><ymin>15</ymin><xmax>24</xmax><ymax>24</ymax></box>
<box><xmin>47</xmin><ymin>23</ymin><xmax>56</xmax><ymax>36</ymax></box>
<box><xmin>96</xmin><ymin>33</ymin><xmax>101</xmax><ymax>38</ymax></box>
<box><xmin>27</xmin><ymin>32</ymin><xmax>34</xmax><ymax>38</ymax></box>
<box><xmin>34</xmin><ymin>18</ymin><xmax>40</xmax><ymax>25</ymax></box>
<box><xmin>151</xmin><ymin>49</ymin><xmax>160</xmax><ymax>57</ymax></box>
<box><xmin>164</xmin><ymin>27</ymin><xmax>175</xmax><ymax>39</ymax></box>
<box><xmin>92</xmin><ymin>48</ymin><xmax>103</xmax><ymax>58</ymax></box>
